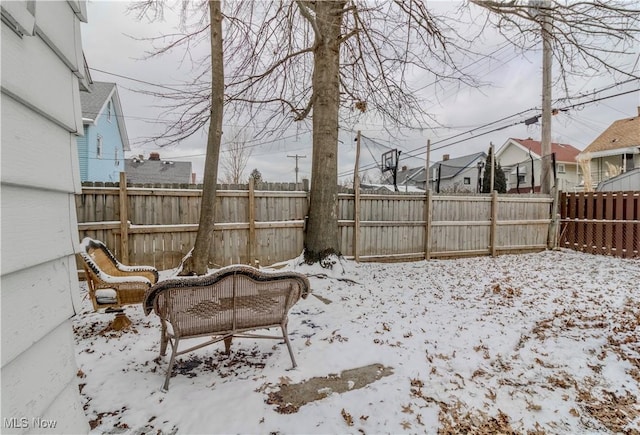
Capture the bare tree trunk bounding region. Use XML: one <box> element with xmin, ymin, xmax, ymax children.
<box><xmin>181</xmin><ymin>0</ymin><xmax>224</xmax><ymax>275</ymax></box>
<box><xmin>303</xmin><ymin>1</ymin><xmax>345</xmax><ymax>264</ymax></box>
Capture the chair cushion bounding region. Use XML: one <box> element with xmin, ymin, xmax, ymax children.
<box><xmin>95</xmin><ymin>289</ymin><xmax>117</xmax><ymax>304</ymax></box>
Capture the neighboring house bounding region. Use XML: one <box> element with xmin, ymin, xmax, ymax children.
<box><xmin>423</xmin><ymin>152</ymin><xmax>487</xmax><ymax>193</ymax></box>
<box><xmin>359</xmin><ymin>183</ymin><xmax>425</xmax><ymax>193</ymax></box>
<box><xmin>125</xmin><ymin>152</ymin><xmax>193</xmax><ymax>184</ymax></box>
<box><xmin>1</xmin><ymin>1</ymin><xmax>89</xmax><ymax>433</ymax></box>
<box><xmin>388</xmin><ymin>165</ymin><xmax>425</xmax><ymax>189</ymax></box>
<box><xmin>78</xmin><ymin>81</ymin><xmax>130</xmax><ymax>182</ymax></box>
<box><xmin>596</xmin><ymin>168</ymin><xmax>640</xmax><ymax>192</ymax></box>
<box><xmin>576</xmin><ymin>109</ymin><xmax>640</xmax><ymax>190</ymax></box>
<box><xmin>495</xmin><ymin>138</ymin><xmax>581</xmax><ymax>193</ymax></box>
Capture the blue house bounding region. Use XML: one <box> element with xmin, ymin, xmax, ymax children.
<box><xmin>77</xmin><ymin>81</ymin><xmax>130</xmax><ymax>182</ymax></box>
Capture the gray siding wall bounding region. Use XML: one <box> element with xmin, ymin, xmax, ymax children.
<box><xmin>1</xmin><ymin>1</ymin><xmax>89</xmax><ymax>433</ymax></box>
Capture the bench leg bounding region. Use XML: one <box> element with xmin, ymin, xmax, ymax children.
<box><xmin>160</xmin><ymin>323</ymin><xmax>168</xmax><ymax>357</ymax></box>
<box><xmin>162</xmin><ymin>337</ymin><xmax>180</xmax><ymax>391</ymax></box>
<box><xmin>281</xmin><ymin>323</ymin><xmax>297</xmax><ymax>369</ymax></box>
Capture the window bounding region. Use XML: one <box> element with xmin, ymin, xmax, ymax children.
<box><xmin>518</xmin><ymin>174</ymin><xmax>525</xmax><ymax>184</ymax></box>
<box><xmin>107</xmin><ymin>101</ymin><xmax>113</xmax><ymax>122</ymax></box>
<box><xmin>463</xmin><ymin>177</ymin><xmax>471</xmax><ymax>185</ymax></box>
<box><xmin>115</xmin><ymin>149</ymin><xmax>120</xmax><ymax>166</ymax></box>
<box><xmin>557</xmin><ymin>163</ymin><xmax>566</xmax><ymax>174</ymax></box>
<box><xmin>624</xmin><ymin>153</ymin><xmax>635</xmax><ymax>170</ymax></box>
<box><xmin>97</xmin><ymin>135</ymin><xmax>103</xmax><ymax>159</ymax></box>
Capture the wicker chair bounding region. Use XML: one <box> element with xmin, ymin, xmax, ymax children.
<box><xmin>79</xmin><ymin>237</ymin><xmax>159</xmax><ymax>330</ymax></box>
<box><xmin>143</xmin><ymin>265</ymin><xmax>311</xmax><ymax>390</ymax></box>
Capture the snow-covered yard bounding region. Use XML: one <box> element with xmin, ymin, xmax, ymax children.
<box><xmin>73</xmin><ymin>249</ymin><xmax>640</xmax><ymax>434</ymax></box>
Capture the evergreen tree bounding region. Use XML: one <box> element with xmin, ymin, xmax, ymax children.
<box><xmin>481</xmin><ymin>148</ymin><xmax>507</xmax><ymax>193</ymax></box>
<box><xmin>249</xmin><ymin>168</ymin><xmax>263</xmax><ymax>184</ymax></box>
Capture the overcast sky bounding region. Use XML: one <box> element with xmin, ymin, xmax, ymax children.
<box><xmin>81</xmin><ymin>1</ymin><xmax>640</xmax><ymax>184</ymax></box>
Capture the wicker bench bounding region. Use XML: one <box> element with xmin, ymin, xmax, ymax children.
<box><xmin>79</xmin><ymin>237</ymin><xmax>158</xmax><ymax>330</ymax></box>
<box><xmin>143</xmin><ymin>265</ymin><xmax>311</xmax><ymax>390</ymax></box>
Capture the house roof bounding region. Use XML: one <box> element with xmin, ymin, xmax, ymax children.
<box><xmin>581</xmin><ymin>113</ymin><xmax>640</xmax><ymax>154</ymax></box>
<box><xmin>80</xmin><ymin>81</ymin><xmax>130</xmax><ymax>151</ymax></box>
<box><xmin>80</xmin><ymin>82</ymin><xmax>115</xmax><ymax>120</ymax></box>
<box><xmin>360</xmin><ymin>183</ymin><xmax>425</xmax><ymax>193</ymax></box>
<box><xmin>422</xmin><ymin>151</ymin><xmax>487</xmax><ymax>181</ymax></box>
<box><xmin>596</xmin><ymin>167</ymin><xmax>640</xmax><ymax>192</ymax></box>
<box><xmin>125</xmin><ymin>159</ymin><xmax>193</xmax><ymax>184</ymax></box>
<box><xmin>510</xmin><ymin>138</ymin><xmax>581</xmax><ymax>163</ymax></box>
<box><xmin>394</xmin><ymin>166</ymin><xmax>425</xmax><ymax>184</ymax></box>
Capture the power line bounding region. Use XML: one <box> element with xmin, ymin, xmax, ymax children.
<box><xmin>338</xmin><ymin>107</ymin><xmax>536</xmax><ymax>176</ymax></box>
<box><xmin>339</xmin><ymin>86</ymin><xmax>639</xmax><ymax>178</ymax></box>
<box><xmin>90</xmin><ymin>65</ymin><xmax>637</xmax><ymax>171</ymax></box>
<box><xmin>131</xmin><ymin>131</ymin><xmax>311</xmax><ymax>160</ymax></box>
<box><xmin>89</xmin><ymin>67</ymin><xmax>196</xmax><ymax>94</ymax></box>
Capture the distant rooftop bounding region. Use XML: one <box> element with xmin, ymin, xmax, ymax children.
<box><xmin>581</xmin><ymin>110</ymin><xmax>640</xmax><ymax>154</ymax></box>
<box><xmin>80</xmin><ymin>82</ymin><xmax>116</xmax><ymax>121</ymax></box>
<box><xmin>125</xmin><ymin>153</ymin><xmax>193</xmax><ymax>184</ymax></box>
<box><xmin>511</xmin><ymin>138</ymin><xmax>581</xmax><ymax>163</ymax></box>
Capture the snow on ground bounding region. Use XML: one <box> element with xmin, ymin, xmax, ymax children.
<box><xmin>73</xmin><ymin>249</ymin><xmax>640</xmax><ymax>434</ymax></box>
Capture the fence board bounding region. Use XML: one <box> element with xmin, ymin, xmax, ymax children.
<box><xmin>615</xmin><ymin>193</ymin><xmax>624</xmax><ymax>256</ymax></box>
<box><xmin>594</xmin><ymin>192</ymin><xmax>604</xmax><ymax>255</ymax></box>
<box><xmin>585</xmin><ymin>192</ymin><xmax>594</xmax><ymax>250</ymax></box>
<box><xmin>626</xmin><ymin>195</ymin><xmax>637</xmax><ymax>257</ymax></box>
<box><xmin>604</xmin><ymin>194</ymin><xmax>614</xmax><ymax>255</ymax></box>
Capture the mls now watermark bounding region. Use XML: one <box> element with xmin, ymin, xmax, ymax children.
<box><xmin>4</xmin><ymin>417</ymin><xmax>58</xmax><ymax>429</ymax></box>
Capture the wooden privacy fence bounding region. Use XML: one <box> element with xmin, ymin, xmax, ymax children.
<box><xmin>77</xmin><ymin>181</ymin><xmax>555</xmax><ymax>269</ymax></box>
<box><xmin>77</xmin><ymin>179</ymin><xmax>307</xmax><ymax>269</ymax></box>
<box><xmin>559</xmin><ymin>191</ymin><xmax>639</xmax><ymax>258</ymax></box>
<box><xmin>340</xmin><ymin>190</ymin><xmax>553</xmax><ymax>262</ymax></box>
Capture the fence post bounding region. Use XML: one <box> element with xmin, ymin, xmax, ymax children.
<box><xmin>353</xmin><ymin>131</ymin><xmax>361</xmax><ymax>262</ymax></box>
<box><xmin>490</xmin><ymin>190</ymin><xmax>498</xmax><ymax>257</ymax></box>
<box><xmin>547</xmin><ymin>186</ymin><xmax>560</xmax><ymax>249</ymax></box>
<box><xmin>248</xmin><ymin>177</ymin><xmax>256</xmax><ymax>266</ymax></box>
<box><xmin>118</xmin><ymin>172</ymin><xmax>129</xmax><ymax>263</ymax></box>
<box><xmin>424</xmin><ymin>190</ymin><xmax>433</xmax><ymax>260</ymax></box>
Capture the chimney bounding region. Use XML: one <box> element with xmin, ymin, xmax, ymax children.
<box><xmin>443</xmin><ymin>154</ymin><xmax>449</xmax><ymax>161</ymax></box>
<box><xmin>149</xmin><ymin>152</ymin><xmax>160</xmax><ymax>161</ymax></box>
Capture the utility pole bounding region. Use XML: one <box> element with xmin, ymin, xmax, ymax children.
<box><xmin>287</xmin><ymin>154</ymin><xmax>306</xmax><ymax>185</ymax></box>
<box><xmin>490</xmin><ymin>142</ymin><xmax>495</xmax><ymax>192</ymax></box>
<box><xmin>425</xmin><ymin>139</ymin><xmax>431</xmax><ymax>192</ymax></box>
<box><xmin>533</xmin><ymin>0</ymin><xmax>553</xmax><ymax>194</ymax></box>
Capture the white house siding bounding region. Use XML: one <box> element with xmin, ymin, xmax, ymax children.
<box><xmin>588</xmin><ymin>155</ymin><xmax>639</xmax><ymax>185</ymax></box>
<box><xmin>1</xmin><ymin>1</ymin><xmax>89</xmax><ymax>434</ymax></box>
<box><xmin>498</xmin><ymin>143</ymin><xmax>528</xmax><ymax>168</ymax></box>
<box><xmin>496</xmin><ymin>141</ymin><xmax>536</xmax><ymax>190</ymax></box>
<box><xmin>506</xmin><ymin>159</ymin><xmax>539</xmax><ymax>191</ymax></box>
<box><xmin>78</xmin><ymin>125</ymin><xmax>89</xmax><ymax>181</ymax></box>
<box><xmin>556</xmin><ymin>165</ymin><xmax>580</xmax><ymax>192</ymax></box>
<box><xmin>497</xmin><ymin>140</ymin><xmax>580</xmax><ymax>192</ymax></box>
